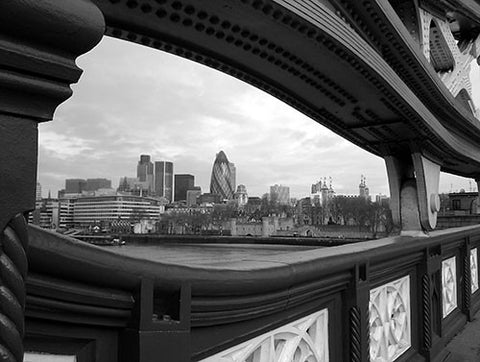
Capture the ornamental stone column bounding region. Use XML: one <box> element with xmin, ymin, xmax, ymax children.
<box><xmin>0</xmin><ymin>1</ymin><xmax>104</xmax><ymax>360</ymax></box>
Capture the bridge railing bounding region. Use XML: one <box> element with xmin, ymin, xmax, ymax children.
<box><xmin>24</xmin><ymin>223</ymin><xmax>480</xmax><ymax>361</ymax></box>
<box><xmin>193</xmin><ymin>225</ymin><xmax>480</xmax><ymax>362</ymax></box>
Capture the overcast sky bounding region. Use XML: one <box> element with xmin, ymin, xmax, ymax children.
<box><xmin>38</xmin><ymin>37</ymin><xmax>478</xmax><ymax>199</ymax></box>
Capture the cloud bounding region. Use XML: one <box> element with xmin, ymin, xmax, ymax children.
<box><xmin>40</xmin><ymin>130</ymin><xmax>92</xmax><ymax>156</ymax></box>
<box><xmin>37</xmin><ymin>36</ymin><xmax>476</xmax><ymax>199</ymax></box>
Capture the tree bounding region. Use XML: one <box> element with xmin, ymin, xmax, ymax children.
<box><xmin>211</xmin><ymin>204</ymin><xmax>237</xmax><ymax>226</ymax></box>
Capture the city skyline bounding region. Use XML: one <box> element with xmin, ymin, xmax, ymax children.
<box><xmin>37</xmin><ymin>37</ymin><xmax>478</xmax><ymax>199</ymax></box>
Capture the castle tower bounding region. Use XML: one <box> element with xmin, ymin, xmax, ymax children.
<box><xmin>328</xmin><ymin>177</ymin><xmax>335</xmax><ymax>200</ymax></box>
<box><xmin>321</xmin><ymin>177</ymin><xmax>329</xmax><ymax>206</ymax></box>
<box><xmin>359</xmin><ymin>175</ymin><xmax>369</xmax><ymax>200</ymax></box>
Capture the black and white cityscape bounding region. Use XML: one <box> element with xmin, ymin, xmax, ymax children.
<box><xmin>7</xmin><ymin>1</ymin><xmax>480</xmax><ymax>360</ymax></box>
<box><xmin>33</xmin><ymin>149</ymin><xmax>390</xmax><ymax>236</ymax></box>
<box><xmin>34</xmin><ymin>146</ymin><xmax>477</xmax><ymax>241</ymax></box>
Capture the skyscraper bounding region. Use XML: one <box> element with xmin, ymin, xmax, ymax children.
<box><xmin>155</xmin><ymin>161</ymin><xmax>173</xmax><ymax>202</ymax></box>
<box><xmin>137</xmin><ymin>155</ymin><xmax>154</xmax><ymax>192</ymax></box>
<box><xmin>36</xmin><ymin>182</ymin><xmax>42</xmax><ymax>200</ymax></box>
<box><xmin>85</xmin><ymin>178</ymin><xmax>111</xmax><ymax>191</ymax></box>
<box><xmin>65</xmin><ymin>179</ymin><xmax>87</xmax><ymax>194</ymax></box>
<box><xmin>210</xmin><ymin>151</ymin><xmax>235</xmax><ymax>200</ymax></box>
<box><xmin>174</xmin><ymin>174</ymin><xmax>195</xmax><ymax>202</ymax></box>
<box><xmin>229</xmin><ymin>163</ymin><xmax>236</xmax><ymax>192</ymax></box>
<box><xmin>186</xmin><ymin>187</ymin><xmax>202</xmax><ymax>207</ymax></box>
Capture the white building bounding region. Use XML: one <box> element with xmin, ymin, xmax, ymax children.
<box><xmin>73</xmin><ymin>195</ymin><xmax>162</xmax><ymax>226</ymax></box>
<box><xmin>58</xmin><ymin>198</ymin><xmax>75</xmax><ymax>229</ymax></box>
<box><xmin>30</xmin><ymin>198</ymin><xmax>59</xmax><ymax>229</ymax></box>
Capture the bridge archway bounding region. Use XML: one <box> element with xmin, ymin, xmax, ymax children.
<box><xmin>4</xmin><ymin>1</ymin><xmax>480</xmax><ymax>361</ymax></box>
<box><xmin>87</xmin><ymin>0</ymin><xmax>480</xmax><ymax>174</ymax></box>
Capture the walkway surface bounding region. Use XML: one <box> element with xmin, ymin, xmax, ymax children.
<box><xmin>445</xmin><ymin>311</ymin><xmax>480</xmax><ymax>361</ymax></box>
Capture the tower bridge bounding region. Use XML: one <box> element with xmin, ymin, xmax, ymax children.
<box><xmin>2</xmin><ymin>0</ymin><xmax>480</xmax><ymax>361</ymax></box>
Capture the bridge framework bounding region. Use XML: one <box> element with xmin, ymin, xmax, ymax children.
<box><xmin>2</xmin><ymin>0</ymin><xmax>480</xmax><ymax>361</ymax></box>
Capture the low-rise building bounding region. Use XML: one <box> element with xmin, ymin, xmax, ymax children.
<box><xmin>73</xmin><ymin>195</ymin><xmax>162</xmax><ymax>227</ymax></box>
<box><xmin>230</xmin><ymin>216</ymin><xmax>294</xmax><ymax>237</ymax></box>
<box><xmin>447</xmin><ymin>191</ymin><xmax>479</xmax><ymax>215</ymax></box>
<box><xmin>30</xmin><ymin>198</ymin><xmax>59</xmax><ymax>229</ymax></box>
<box><xmin>198</xmin><ymin>193</ymin><xmax>221</xmax><ymax>205</ymax></box>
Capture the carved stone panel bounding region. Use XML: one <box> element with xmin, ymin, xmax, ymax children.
<box><xmin>200</xmin><ymin>309</ymin><xmax>329</xmax><ymax>361</ymax></box>
<box><xmin>442</xmin><ymin>256</ymin><xmax>457</xmax><ymax>317</ymax></box>
<box><xmin>471</xmin><ymin>248</ymin><xmax>479</xmax><ymax>294</ymax></box>
<box><xmin>369</xmin><ymin>275</ymin><xmax>411</xmax><ymax>362</ymax></box>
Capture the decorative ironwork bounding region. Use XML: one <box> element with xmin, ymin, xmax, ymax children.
<box><xmin>0</xmin><ymin>214</ymin><xmax>28</xmax><ymax>361</ymax></box>
<box><xmin>442</xmin><ymin>257</ymin><xmax>457</xmax><ymax>317</ymax></box>
<box><xmin>471</xmin><ymin>248</ymin><xmax>479</xmax><ymax>294</ymax></box>
<box><xmin>201</xmin><ymin>308</ymin><xmax>329</xmax><ymax>361</ymax></box>
<box><xmin>350</xmin><ymin>306</ymin><xmax>361</xmax><ymax>362</ymax></box>
<box><xmin>421</xmin><ymin>274</ymin><xmax>432</xmax><ymax>350</ymax></box>
<box><xmin>369</xmin><ymin>275</ymin><xmax>411</xmax><ymax>362</ymax></box>
<box><xmin>464</xmin><ymin>252</ymin><xmax>471</xmax><ymax>314</ymax></box>
<box><xmin>419</xmin><ymin>7</ymin><xmax>480</xmax><ymax>117</ymax></box>
<box><xmin>431</xmin><ymin>272</ymin><xmax>441</xmax><ymax>336</ymax></box>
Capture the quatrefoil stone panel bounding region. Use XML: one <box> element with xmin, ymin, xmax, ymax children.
<box><xmin>369</xmin><ymin>275</ymin><xmax>411</xmax><ymax>362</ymax></box>
<box><xmin>200</xmin><ymin>308</ymin><xmax>329</xmax><ymax>362</ymax></box>
<box><xmin>442</xmin><ymin>256</ymin><xmax>457</xmax><ymax>318</ymax></box>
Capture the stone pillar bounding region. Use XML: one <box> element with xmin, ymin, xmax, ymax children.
<box><xmin>0</xmin><ymin>1</ymin><xmax>104</xmax><ymax>360</ymax></box>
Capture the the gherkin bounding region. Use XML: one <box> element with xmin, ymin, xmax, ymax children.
<box><xmin>210</xmin><ymin>151</ymin><xmax>234</xmax><ymax>200</ymax></box>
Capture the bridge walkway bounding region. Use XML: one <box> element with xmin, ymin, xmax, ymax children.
<box><xmin>445</xmin><ymin>310</ymin><xmax>480</xmax><ymax>361</ymax></box>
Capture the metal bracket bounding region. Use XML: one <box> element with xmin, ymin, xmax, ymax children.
<box><xmin>385</xmin><ymin>153</ymin><xmax>440</xmax><ymax>234</ymax></box>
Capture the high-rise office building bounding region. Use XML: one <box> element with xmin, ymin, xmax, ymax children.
<box><xmin>85</xmin><ymin>178</ymin><xmax>111</xmax><ymax>191</ymax></box>
<box><xmin>186</xmin><ymin>187</ymin><xmax>202</xmax><ymax>207</ymax></box>
<box><xmin>65</xmin><ymin>179</ymin><xmax>87</xmax><ymax>194</ymax></box>
<box><xmin>174</xmin><ymin>174</ymin><xmax>195</xmax><ymax>202</ymax></box>
<box><xmin>270</xmin><ymin>184</ymin><xmax>290</xmax><ymax>205</ymax></box>
<box><xmin>36</xmin><ymin>182</ymin><xmax>42</xmax><ymax>200</ymax></box>
<box><xmin>137</xmin><ymin>155</ymin><xmax>154</xmax><ymax>192</ymax></box>
<box><xmin>210</xmin><ymin>151</ymin><xmax>235</xmax><ymax>200</ymax></box>
<box><xmin>155</xmin><ymin>161</ymin><xmax>173</xmax><ymax>202</ymax></box>
<box><xmin>229</xmin><ymin>163</ymin><xmax>236</xmax><ymax>192</ymax></box>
